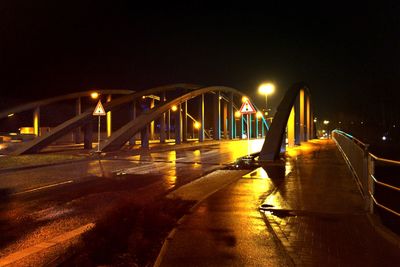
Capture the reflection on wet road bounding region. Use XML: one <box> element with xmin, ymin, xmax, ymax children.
<box><xmin>0</xmin><ymin>139</ymin><xmax>264</xmax><ymax>261</ymax></box>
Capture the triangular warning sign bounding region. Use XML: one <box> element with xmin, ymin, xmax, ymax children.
<box><xmin>239</xmin><ymin>100</ymin><xmax>256</xmax><ymax>114</ymax></box>
<box><xmin>93</xmin><ymin>100</ymin><xmax>106</xmax><ymax>116</ymax></box>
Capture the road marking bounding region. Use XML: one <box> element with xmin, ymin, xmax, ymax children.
<box><xmin>0</xmin><ymin>223</ymin><xmax>94</xmax><ymax>267</ymax></box>
<box><xmin>13</xmin><ymin>180</ymin><xmax>74</xmax><ymax>195</ymax></box>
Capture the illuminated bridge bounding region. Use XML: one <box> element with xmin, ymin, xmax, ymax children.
<box><xmin>0</xmin><ymin>83</ymin><xmax>314</xmax><ymax>158</ymax></box>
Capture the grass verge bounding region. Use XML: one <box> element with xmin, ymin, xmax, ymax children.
<box><xmin>58</xmin><ymin>196</ymin><xmax>195</xmax><ymax>266</ymax></box>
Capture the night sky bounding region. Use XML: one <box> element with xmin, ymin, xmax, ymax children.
<box><xmin>1</xmin><ymin>1</ymin><xmax>400</xmax><ymax>122</ymax></box>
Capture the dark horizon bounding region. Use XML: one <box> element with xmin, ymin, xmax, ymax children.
<box><xmin>1</xmin><ymin>2</ymin><xmax>400</xmax><ymax>123</ymax></box>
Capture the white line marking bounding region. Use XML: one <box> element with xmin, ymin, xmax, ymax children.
<box><xmin>13</xmin><ymin>180</ymin><xmax>74</xmax><ymax>195</ymax></box>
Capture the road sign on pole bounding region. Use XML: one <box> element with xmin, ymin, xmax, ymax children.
<box><xmin>93</xmin><ymin>100</ymin><xmax>106</xmax><ymax>152</ymax></box>
<box><xmin>239</xmin><ymin>100</ymin><xmax>256</xmax><ymax>114</ymax></box>
<box><xmin>239</xmin><ymin>99</ymin><xmax>257</xmax><ymax>157</ymax></box>
<box><xmin>93</xmin><ymin>100</ymin><xmax>106</xmax><ymax>116</ymax></box>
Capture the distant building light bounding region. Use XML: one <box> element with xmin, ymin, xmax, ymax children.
<box><xmin>382</xmin><ymin>136</ymin><xmax>387</xmax><ymax>141</ymax></box>
<box><xmin>323</xmin><ymin>120</ymin><xmax>330</xmax><ymax>125</ymax></box>
<box><xmin>339</xmin><ymin>121</ymin><xmax>342</xmax><ymax>124</ymax></box>
<box><xmin>361</xmin><ymin>121</ymin><xmax>364</xmax><ymax>125</ymax></box>
<box><xmin>393</xmin><ymin>125</ymin><xmax>396</xmax><ymax>128</ymax></box>
<box><xmin>313</xmin><ymin>118</ymin><xmax>317</xmax><ymax>123</ymax></box>
<box><xmin>7</xmin><ymin>113</ymin><xmax>14</xmax><ymax>117</ymax></box>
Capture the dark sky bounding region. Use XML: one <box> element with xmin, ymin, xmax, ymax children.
<box><xmin>1</xmin><ymin>1</ymin><xmax>400</xmax><ymax>120</ymax></box>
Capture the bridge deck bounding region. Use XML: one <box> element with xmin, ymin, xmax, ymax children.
<box><xmin>158</xmin><ymin>139</ymin><xmax>400</xmax><ymax>266</ymax></box>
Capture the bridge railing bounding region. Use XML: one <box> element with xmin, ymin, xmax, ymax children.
<box><xmin>332</xmin><ymin>129</ymin><xmax>400</xmax><ymax>218</ymax></box>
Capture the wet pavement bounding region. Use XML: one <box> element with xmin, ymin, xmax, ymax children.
<box><xmin>159</xmin><ymin>139</ymin><xmax>400</xmax><ymax>266</ymax></box>
<box><xmin>0</xmin><ymin>139</ymin><xmax>264</xmax><ymax>264</ymax></box>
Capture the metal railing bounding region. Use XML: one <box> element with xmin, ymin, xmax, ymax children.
<box><xmin>332</xmin><ymin>129</ymin><xmax>400</xmax><ymax>217</ymax></box>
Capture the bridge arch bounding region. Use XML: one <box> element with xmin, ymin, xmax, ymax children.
<box><xmin>100</xmin><ymin>86</ymin><xmax>259</xmax><ymax>152</ymax></box>
<box><xmin>259</xmin><ymin>82</ymin><xmax>313</xmax><ymax>161</ymax></box>
<box><xmin>10</xmin><ymin>83</ymin><xmax>266</xmax><ymax>155</ymax></box>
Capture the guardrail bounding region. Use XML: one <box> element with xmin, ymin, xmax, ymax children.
<box><xmin>332</xmin><ymin>130</ymin><xmax>400</xmax><ymax>218</ymax></box>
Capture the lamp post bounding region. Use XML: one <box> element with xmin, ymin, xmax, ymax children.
<box><xmin>258</xmin><ymin>83</ymin><xmax>275</xmax><ymax>113</ymax></box>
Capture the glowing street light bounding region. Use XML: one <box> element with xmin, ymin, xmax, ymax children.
<box><xmin>241</xmin><ymin>96</ymin><xmax>249</xmax><ymax>103</ymax></box>
<box><xmin>256</xmin><ymin>111</ymin><xmax>263</xmax><ymax>118</ymax></box>
<box><xmin>235</xmin><ymin>111</ymin><xmax>241</xmax><ymax>118</ymax></box>
<box><xmin>323</xmin><ymin>120</ymin><xmax>330</xmax><ymax>125</ymax></box>
<box><xmin>258</xmin><ymin>82</ymin><xmax>275</xmax><ymax>113</ymax></box>
<box><xmin>171</xmin><ymin>105</ymin><xmax>178</xmax><ymax>112</ymax></box>
<box><xmin>193</xmin><ymin>121</ymin><xmax>201</xmax><ymax>129</ymax></box>
<box><xmin>90</xmin><ymin>92</ymin><xmax>99</xmax><ymax>99</ymax></box>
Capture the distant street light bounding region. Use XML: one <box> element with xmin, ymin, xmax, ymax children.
<box><xmin>323</xmin><ymin>120</ymin><xmax>330</xmax><ymax>125</ymax></box>
<box><xmin>235</xmin><ymin>111</ymin><xmax>241</xmax><ymax>118</ymax></box>
<box><xmin>171</xmin><ymin>105</ymin><xmax>178</xmax><ymax>112</ymax></box>
<box><xmin>258</xmin><ymin>83</ymin><xmax>275</xmax><ymax>112</ymax></box>
<box><xmin>91</xmin><ymin>92</ymin><xmax>99</xmax><ymax>99</ymax></box>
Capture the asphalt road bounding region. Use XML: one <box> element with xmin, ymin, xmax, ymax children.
<box><xmin>0</xmin><ymin>139</ymin><xmax>264</xmax><ymax>262</ymax></box>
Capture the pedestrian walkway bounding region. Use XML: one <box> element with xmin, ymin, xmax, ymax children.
<box><xmin>158</xmin><ymin>139</ymin><xmax>400</xmax><ymax>266</ymax></box>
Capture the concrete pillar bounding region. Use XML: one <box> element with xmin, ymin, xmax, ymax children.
<box><xmin>213</xmin><ymin>91</ymin><xmax>221</xmax><ymax>140</ymax></box>
<box><xmin>228</xmin><ymin>93</ymin><xmax>234</xmax><ymax>139</ymax></box>
<box><xmin>287</xmin><ymin>106</ymin><xmax>295</xmax><ymax>147</ymax></box>
<box><xmin>33</xmin><ymin>107</ymin><xmax>40</xmax><ymax>136</ymax></box>
<box><xmin>175</xmin><ymin>104</ymin><xmax>182</xmax><ymax>144</ymax></box>
<box><xmin>160</xmin><ymin>93</ymin><xmax>166</xmax><ymax>143</ymax></box>
<box><xmin>141</xmin><ymin>126</ymin><xmax>149</xmax><ymax>149</ymax></box>
<box><xmin>306</xmin><ymin>94</ymin><xmax>310</xmax><ymax>141</ymax></box>
<box><xmin>199</xmin><ymin>94</ymin><xmax>205</xmax><ymax>142</ymax></box>
<box><xmin>129</xmin><ymin>101</ymin><xmax>136</xmax><ymax>145</ymax></box>
<box><xmin>256</xmin><ymin>116</ymin><xmax>259</xmax><ymax>138</ymax></box>
<box><xmin>241</xmin><ymin>115</ymin><xmax>244</xmax><ymax>139</ymax></box>
<box><xmin>83</xmin><ymin>120</ymin><xmax>93</xmax><ymax>149</ymax></box>
<box><xmin>182</xmin><ymin>101</ymin><xmax>188</xmax><ymax>142</ymax></box>
<box><xmin>299</xmin><ymin>89</ymin><xmax>305</xmax><ymax>142</ymax></box>
<box><xmin>74</xmin><ymin>97</ymin><xmax>81</xmax><ymax>143</ymax></box>
<box><xmin>249</xmin><ymin>114</ymin><xmax>252</xmax><ymax>138</ymax></box>
<box><xmin>167</xmin><ymin>110</ymin><xmax>171</xmax><ymax>140</ymax></box>
<box><xmin>150</xmin><ymin>98</ymin><xmax>155</xmax><ymax>140</ymax></box>
<box><xmin>222</xmin><ymin>101</ymin><xmax>228</xmax><ymax>139</ymax></box>
<box><xmin>106</xmin><ymin>95</ymin><xmax>112</xmax><ymax>137</ymax></box>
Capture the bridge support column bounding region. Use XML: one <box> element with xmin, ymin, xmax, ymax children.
<box><xmin>299</xmin><ymin>89</ymin><xmax>305</xmax><ymax>142</ymax></box>
<box><xmin>175</xmin><ymin>104</ymin><xmax>182</xmax><ymax>144</ymax></box>
<box><xmin>287</xmin><ymin>106</ymin><xmax>295</xmax><ymax>147</ymax></box>
<box><xmin>33</xmin><ymin>107</ymin><xmax>40</xmax><ymax>136</ymax></box>
<box><xmin>182</xmin><ymin>101</ymin><xmax>188</xmax><ymax>142</ymax></box>
<box><xmin>160</xmin><ymin>93</ymin><xmax>166</xmax><ymax>143</ymax></box>
<box><xmin>129</xmin><ymin>101</ymin><xmax>136</xmax><ymax>145</ymax></box>
<box><xmin>167</xmin><ymin>110</ymin><xmax>171</xmax><ymax>140</ymax></box>
<box><xmin>213</xmin><ymin>91</ymin><xmax>221</xmax><ymax>140</ymax></box>
<box><xmin>199</xmin><ymin>94</ymin><xmax>204</xmax><ymax>142</ymax></box>
<box><xmin>74</xmin><ymin>98</ymin><xmax>81</xmax><ymax>143</ymax></box>
<box><xmin>306</xmin><ymin>94</ymin><xmax>310</xmax><ymax>141</ymax></box>
<box><xmin>107</xmin><ymin>95</ymin><xmax>112</xmax><ymax>137</ymax></box>
<box><xmin>249</xmin><ymin>114</ymin><xmax>252</xmax><ymax>138</ymax></box>
<box><xmin>228</xmin><ymin>93</ymin><xmax>234</xmax><ymax>139</ymax></box>
<box><xmin>141</xmin><ymin>126</ymin><xmax>149</xmax><ymax>149</ymax></box>
<box><xmin>256</xmin><ymin>115</ymin><xmax>259</xmax><ymax>138</ymax></box>
<box><xmin>223</xmin><ymin>101</ymin><xmax>228</xmax><ymax>139</ymax></box>
<box><xmin>150</xmin><ymin>99</ymin><xmax>155</xmax><ymax>140</ymax></box>
<box><xmin>241</xmin><ymin>115</ymin><xmax>244</xmax><ymax>139</ymax></box>
<box><xmin>83</xmin><ymin>121</ymin><xmax>93</xmax><ymax>149</ymax></box>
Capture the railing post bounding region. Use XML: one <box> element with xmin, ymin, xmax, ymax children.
<box><xmin>367</xmin><ymin>153</ymin><xmax>375</xmax><ymax>213</ymax></box>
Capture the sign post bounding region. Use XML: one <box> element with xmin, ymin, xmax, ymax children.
<box><xmin>93</xmin><ymin>100</ymin><xmax>106</xmax><ymax>152</ymax></box>
<box><xmin>239</xmin><ymin>99</ymin><xmax>257</xmax><ymax>157</ymax></box>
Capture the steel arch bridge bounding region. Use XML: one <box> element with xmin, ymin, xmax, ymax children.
<box><xmin>0</xmin><ymin>82</ymin><xmax>314</xmax><ymax>161</ymax></box>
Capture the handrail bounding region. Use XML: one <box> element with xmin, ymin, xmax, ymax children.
<box><xmin>332</xmin><ymin>129</ymin><xmax>399</xmax><ymax>218</ymax></box>
<box><xmin>370</xmin><ymin>175</ymin><xmax>400</xmax><ymax>192</ymax></box>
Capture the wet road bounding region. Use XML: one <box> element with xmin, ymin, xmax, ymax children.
<box><xmin>0</xmin><ymin>139</ymin><xmax>263</xmax><ymax>259</ymax></box>
<box><xmin>160</xmin><ymin>139</ymin><xmax>400</xmax><ymax>266</ymax></box>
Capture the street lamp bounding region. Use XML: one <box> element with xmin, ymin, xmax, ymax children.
<box><xmin>90</xmin><ymin>92</ymin><xmax>99</xmax><ymax>99</ymax></box>
<box><xmin>258</xmin><ymin>83</ymin><xmax>275</xmax><ymax>112</ymax></box>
